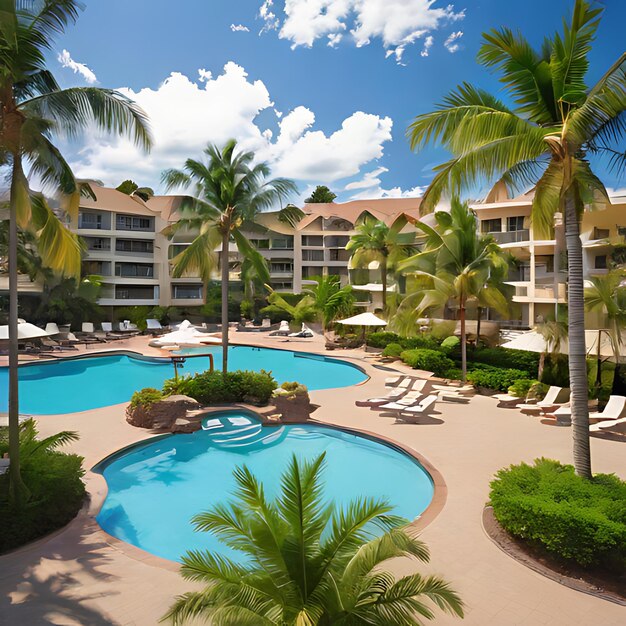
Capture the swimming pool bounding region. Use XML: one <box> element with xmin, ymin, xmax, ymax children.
<box><xmin>95</xmin><ymin>413</ymin><xmax>434</xmax><ymax>562</ymax></box>
<box><xmin>0</xmin><ymin>346</ymin><xmax>366</xmax><ymax>414</ymax></box>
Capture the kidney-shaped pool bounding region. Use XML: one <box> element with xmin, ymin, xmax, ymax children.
<box><xmin>95</xmin><ymin>413</ymin><xmax>434</xmax><ymax>562</ymax></box>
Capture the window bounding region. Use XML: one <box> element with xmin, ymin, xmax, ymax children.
<box><xmin>168</xmin><ymin>244</ymin><xmax>188</xmax><ymax>258</ymax></box>
<box><xmin>84</xmin><ymin>237</ymin><xmax>110</xmax><ymax>251</ymax></box>
<box><xmin>507</xmin><ymin>216</ymin><xmax>525</xmax><ymax>231</ymax></box>
<box><xmin>302</xmin><ymin>249</ymin><xmax>324</xmax><ymax>261</ymax></box>
<box><xmin>302</xmin><ymin>266</ymin><xmax>321</xmax><ymax>279</ymax></box>
<box><xmin>595</xmin><ymin>255</ymin><xmax>607</xmax><ymax>269</ymax></box>
<box><xmin>252</xmin><ymin>239</ymin><xmax>270</xmax><ymax>249</ymax></box>
<box><xmin>481</xmin><ymin>218</ymin><xmax>502</xmax><ymax>233</ymax></box>
<box><xmin>593</xmin><ymin>227</ymin><xmax>610</xmax><ymax>240</ymax></box>
<box><xmin>270</xmin><ymin>262</ymin><xmax>293</xmax><ymax>273</ymax></box>
<box><xmin>115</xmin><ymin>239</ymin><xmax>154</xmax><ymax>253</ymax></box>
<box><xmin>302</xmin><ymin>235</ymin><xmax>323</xmax><ymax>246</ymax></box>
<box><xmin>172</xmin><ymin>284</ymin><xmax>203</xmax><ymax>299</ymax></box>
<box><xmin>82</xmin><ymin>260</ymin><xmax>110</xmax><ymax>276</ymax></box>
<box><xmin>78</xmin><ymin>212</ymin><xmax>103</xmax><ymax>229</ymax></box>
<box><xmin>115</xmin><ymin>285</ymin><xmax>155</xmax><ymax>300</ymax></box>
<box><xmin>115</xmin><ymin>214</ymin><xmax>154</xmax><ymax>231</ymax></box>
<box><xmin>271</xmin><ymin>237</ymin><xmax>293</xmax><ymax>249</ymax></box>
<box><xmin>115</xmin><ymin>263</ymin><xmax>154</xmax><ymax>277</ymax></box>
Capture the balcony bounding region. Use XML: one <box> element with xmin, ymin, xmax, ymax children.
<box><xmin>490</xmin><ymin>230</ymin><xmax>530</xmax><ymax>245</ymax></box>
<box><xmin>78</xmin><ymin>211</ymin><xmax>111</xmax><ymax>231</ymax></box>
<box><xmin>115</xmin><ymin>262</ymin><xmax>156</xmax><ymax>278</ymax></box>
<box><xmin>513</xmin><ymin>283</ymin><xmax>566</xmax><ymax>302</ymax></box>
<box><xmin>115</xmin><ymin>214</ymin><xmax>154</xmax><ymax>232</ymax></box>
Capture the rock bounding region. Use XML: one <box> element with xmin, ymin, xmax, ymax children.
<box><xmin>272</xmin><ymin>392</ymin><xmax>317</xmax><ymax>423</ymax></box>
<box><xmin>171</xmin><ymin>418</ymin><xmax>202</xmax><ymax>434</ymax></box>
<box><xmin>126</xmin><ymin>395</ymin><xmax>200</xmax><ymax>431</ymax></box>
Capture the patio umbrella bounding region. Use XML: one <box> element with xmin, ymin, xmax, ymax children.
<box><xmin>336</xmin><ymin>312</ymin><xmax>387</xmax><ymax>343</ymax></box>
<box><xmin>500</xmin><ymin>329</ymin><xmax>615</xmax><ymax>359</ymax></box>
<box><xmin>0</xmin><ymin>322</ymin><xmax>50</xmax><ymax>341</ymax></box>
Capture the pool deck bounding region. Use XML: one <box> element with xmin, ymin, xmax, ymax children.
<box><xmin>1</xmin><ymin>333</ymin><xmax>625</xmax><ymax>625</ymax></box>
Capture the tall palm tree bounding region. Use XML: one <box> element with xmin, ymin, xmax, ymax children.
<box><xmin>397</xmin><ymin>199</ymin><xmax>510</xmax><ymax>381</ymax></box>
<box><xmin>407</xmin><ymin>0</ymin><xmax>625</xmax><ymax>477</ymax></box>
<box><xmin>0</xmin><ymin>0</ymin><xmax>151</xmax><ymax>503</ymax></box>
<box><xmin>162</xmin><ymin>140</ymin><xmax>297</xmax><ymax>374</ymax></box>
<box><xmin>346</xmin><ymin>216</ymin><xmax>417</xmax><ymax>310</ymax></box>
<box><xmin>163</xmin><ymin>453</ymin><xmax>464</xmax><ymax>625</ymax></box>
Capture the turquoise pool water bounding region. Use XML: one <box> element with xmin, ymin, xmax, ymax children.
<box><xmin>96</xmin><ymin>414</ymin><xmax>434</xmax><ymax>562</ymax></box>
<box><xmin>0</xmin><ymin>346</ymin><xmax>366</xmax><ymax>415</ymax></box>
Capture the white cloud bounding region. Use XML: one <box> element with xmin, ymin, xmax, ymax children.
<box><xmin>345</xmin><ymin>166</ymin><xmax>425</xmax><ymax>199</ymax></box>
<box><xmin>64</xmin><ymin>63</ymin><xmax>394</xmax><ymax>194</ymax></box>
<box><xmin>327</xmin><ymin>33</ymin><xmax>343</xmax><ymax>47</ymax></box>
<box><xmin>57</xmin><ymin>49</ymin><xmax>98</xmax><ymax>84</ymax></box>
<box><xmin>261</xmin><ymin>0</ymin><xmax>464</xmax><ymax>63</ymax></box>
<box><xmin>230</xmin><ymin>23</ymin><xmax>250</xmax><ymax>32</ymax></box>
<box><xmin>444</xmin><ymin>30</ymin><xmax>463</xmax><ymax>53</ymax></box>
<box><xmin>420</xmin><ymin>35</ymin><xmax>434</xmax><ymax>57</ymax></box>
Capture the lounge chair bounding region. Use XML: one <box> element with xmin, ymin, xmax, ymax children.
<box><xmin>385</xmin><ymin>374</ymin><xmax>405</xmax><ymax>387</ymax></box>
<box><xmin>432</xmin><ymin>384</ymin><xmax>474</xmax><ymax>396</ymax></box>
<box><xmin>590</xmin><ymin>415</ymin><xmax>626</xmax><ymax>432</ymax></box>
<box><xmin>39</xmin><ymin>336</ymin><xmax>78</xmax><ymax>352</ymax></box>
<box><xmin>288</xmin><ymin>323</ymin><xmax>314</xmax><ymax>338</ymax></box>
<box><xmin>435</xmin><ymin>390</ymin><xmax>471</xmax><ymax>403</ymax></box>
<box><xmin>44</xmin><ymin>322</ymin><xmax>60</xmax><ymax>336</ymax></box>
<box><xmin>355</xmin><ymin>379</ymin><xmax>419</xmax><ymax>407</ymax></box>
<box><xmin>261</xmin><ymin>318</ymin><xmax>271</xmax><ymax>329</ymax></box>
<box><xmin>379</xmin><ymin>383</ymin><xmax>428</xmax><ymax>408</ymax></box>
<box><xmin>82</xmin><ymin>322</ymin><xmax>95</xmax><ymax>333</ymax></box>
<box><xmin>101</xmin><ymin>322</ymin><xmax>113</xmax><ymax>332</ymax></box>
<box><xmin>146</xmin><ymin>319</ymin><xmax>165</xmax><ymax>335</ymax></box>
<box><xmin>270</xmin><ymin>320</ymin><xmax>291</xmax><ymax>336</ymax></box>
<box><xmin>393</xmin><ymin>395</ymin><xmax>439</xmax><ymax>422</ymax></box>
<box><xmin>516</xmin><ymin>386</ymin><xmax>570</xmax><ymax>414</ymax></box>
<box><xmin>588</xmin><ymin>395</ymin><xmax>626</xmax><ymax>423</ymax></box>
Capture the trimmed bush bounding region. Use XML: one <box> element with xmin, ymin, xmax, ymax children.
<box><xmin>400</xmin><ymin>349</ymin><xmax>454</xmax><ymax>377</ymax></box>
<box><xmin>443</xmin><ymin>367</ymin><xmax>463</xmax><ymax>381</ymax></box>
<box><xmin>440</xmin><ymin>336</ymin><xmax>461</xmax><ymax>355</ymax></box>
<box><xmin>366</xmin><ymin>332</ymin><xmax>402</xmax><ymax>349</ymax></box>
<box><xmin>472</xmin><ymin>347</ymin><xmax>539</xmax><ymax>375</ymax></box>
<box><xmin>400</xmin><ymin>335</ymin><xmax>441</xmax><ymax>350</ymax></box>
<box><xmin>185</xmin><ymin>369</ymin><xmax>277</xmax><ymax>405</ymax></box>
<box><xmin>490</xmin><ymin>459</ymin><xmax>626</xmax><ymax>569</ymax></box>
<box><xmin>382</xmin><ymin>342</ymin><xmax>404</xmax><ymax>358</ymax></box>
<box><xmin>129</xmin><ymin>387</ymin><xmax>164</xmax><ymax>409</ymax></box>
<box><xmin>507</xmin><ymin>379</ymin><xmax>540</xmax><ymax>399</ymax></box>
<box><xmin>467</xmin><ymin>366</ymin><xmax>530</xmax><ymax>391</ymax></box>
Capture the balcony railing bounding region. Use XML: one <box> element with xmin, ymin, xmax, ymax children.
<box><xmin>490</xmin><ymin>229</ymin><xmax>529</xmax><ymax>244</ymax></box>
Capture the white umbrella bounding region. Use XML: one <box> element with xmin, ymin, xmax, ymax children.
<box><xmin>337</xmin><ymin>312</ymin><xmax>387</xmax><ymax>326</ymax></box>
<box><xmin>149</xmin><ymin>319</ymin><xmax>221</xmax><ymax>348</ymax></box>
<box><xmin>501</xmin><ymin>329</ymin><xmax>615</xmax><ymax>359</ymax></box>
<box><xmin>0</xmin><ymin>322</ymin><xmax>50</xmax><ymax>341</ymax></box>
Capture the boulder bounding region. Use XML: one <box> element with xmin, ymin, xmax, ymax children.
<box><xmin>126</xmin><ymin>394</ymin><xmax>200</xmax><ymax>431</ymax></box>
<box><xmin>272</xmin><ymin>392</ymin><xmax>317</xmax><ymax>423</ymax></box>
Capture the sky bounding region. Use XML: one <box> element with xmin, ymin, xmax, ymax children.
<box><xmin>48</xmin><ymin>0</ymin><xmax>626</xmax><ymax>204</ymax></box>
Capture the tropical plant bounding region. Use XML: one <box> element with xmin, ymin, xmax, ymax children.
<box><xmin>584</xmin><ymin>271</ymin><xmax>626</xmax><ymax>363</ymax></box>
<box><xmin>397</xmin><ymin>199</ymin><xmax>510</xmax><ymax>381</ymax></box>
<box><xmin>0</xmin><ymin>0</ymin><xmax>151</xmax><ymax>504</ymax></box>
<box><xmin>15</xmin><ymin>418</ymin><xmax>79</xmax><ymax>464</ymax></box>
<box><xmin>304</xmin><ymin>184</ymin><xmax>336</xmax><ymax>203</ymax></box>
<box><xmin>277</xmin><ymin>203</ymin><xmax>305</xmax><ymax>227</ymax></box>
<box><xmin>536</xmin><ymin>310</ymin><xmax>569</xmax><ymax>380</ymax></box>
<box><xmin>346</xmin><ymin>216</ymin><xmax>417</xmax><ymax>309</ymax></box>
<box><xmin>163</xmin><ymin>453</ymin><xmax>464</xmax><ymax>625</ymax></box>
<box><xmin>407</xmin><ymin>0</ymin><xmax>626</xmax><ymax>477</ymax></box>
<box><xmin>116</xmin><ymin>179</ymin><xmax>155</xmax><ymax>202</ymax></box>
<box><xmin>268</xmin><ymin>275</ymin><xmax>354</xmax><ymax>331</ymax></box>
<box><xmin>162</xmin><ymin>140</ymin><xmax>297</xmax><ymax>374</ymax></box>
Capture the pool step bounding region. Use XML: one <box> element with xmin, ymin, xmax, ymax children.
<box><xmin>201</xmin><ymin>415</ymin><xmax>285</xmax><ymax>449</ymax></box>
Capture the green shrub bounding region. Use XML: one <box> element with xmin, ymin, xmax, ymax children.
<box><xmin>507</xmin><ymin>379</ymin><xmax>540</xmax><ymax>399</ymax></box>
<box><xmin>587</xmin><ymin>359</ymin><xmax>615</xmax><ymax>403</ymax></box>
<box><xmin>162</xmin><ymin>375</ymin><xmax>195</xmax><ymax>397</ymax></box>
<box><xmin>0</xmin><ymin>425</ymin><xmax>86</xmax><ymax>554</ymax></box>
<box><xmin>472</xmin><ymin>347</ymin><xmax>539</xmax><ymax>375</ymax></box>
<box><xmin>259</xmin><ymin>304</ymin><xmax>293</xmax><ymax>324</ymax></box>
<box><xmin>400</xmin><ymin>335</ymin><xmax>441</xmax><ymax>350</ymax></box>
<box><xmin>382</xmin><ymin>342</ymin><xmax>404</xmax><ymax>358</ymax></box>
<box><xmin>240</xmin><ymin>299</ymin><xmax>254</xmax><ymax>319</ymax></box>
<box><xmin>440</xmin><ymin>336</ymin><xmax>461</xmax><ymax>355</ymax></box>
<box><xmin>366</xmin><ymin>332</ymin><xmax>402</xmax><ymax>349</ymax></box>
<box><xmin>540</xmin><ymin>353</ymin><xmax>570</xmax><ymax>387</ymax></box>
<box><xmin>185</xmin><ymin>369</ymin><xmax>277</xmax><ymax>405</ymax></box>
<box><xmin>274</xmin><ymin>381</ymin><xmax>309</xmax><ymax>397</ymax></box>
<box><xmin>467</xmin><ymin>366</ymin><xmax>530</xmax><ymax>391</ymax></box>
<box><xmin>443</xmin><ymin>368</ymin><xmax>463</xmax><ymax>381</ymax></box>
<box><xmin>490</xmin><ymin>459</ymin><xmax>626</xmax><ymax>569</ymax></box>
<box><xmin>130</xmin><ymin>387</ymin><xmax>164</xmax><ymax>409</ymax></box>
<box><xmin>527</xmin><ymin>381</ymin><xmax>549</xmax><ymax>401</ymax></box>
<box><xmin>400</xmin><ymin>349</ymin><xmax>454</xmax><ymax>377</ymax></box>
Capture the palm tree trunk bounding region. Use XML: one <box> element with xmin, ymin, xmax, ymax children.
<box><xmin>8</xmin><ymin>155</ymin><xmax>26</xmax><ymax>505</ymax></box>
<box><xmin>460</xmin><ymin>294</ymin><xmax>467</xmax><ymax>382</ymax></box>
<box><xmin>381</xmin><ymin>258</ymin><xmax>387</xmax><ymax>311</ymax></box>
<box><xmin>476</xmin><ymin>306</ymin><xmax>482</xmax><ymax>349</ymax></box>
<box><xmin>564</xmin><ymin>194</ymin><xmax>592</xmax><ymax>478</ymax></box>
<box><xmin>538</xmin><ymin>352</ymin><xmax>546</xmax><ymax>381</ymax></box>
<box><xmin>221</xmin><ymin>230</ymin><xmax>229</xmax><ymax>375</ymax></box>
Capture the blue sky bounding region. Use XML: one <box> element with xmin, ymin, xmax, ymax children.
<box><xmin>50</xmin><ymin>0</ymin><xmax>626</xmax><ymax>203</ymax></box>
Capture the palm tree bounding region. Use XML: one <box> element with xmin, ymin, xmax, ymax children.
<box><xmin>268</xmin><ymin>274</ymin><xmax>354</xmax><ymax>332</ymax></box>
<box><xmin>1</xmin><ymin>0</ymin><xmax>151</xmax><ymax>503</ymax></box>
<box><xmin>407</xmin><ymin>0</ymin><xmax>625</xmax><ymax>477</ymax></box>
<box><xmin>536</xmin><ymin>313</ymin><xmax>569</xmax><ymax>380</ymax></box>
<box><xmin>116</xmin><ymin>179</ymin><xmax>155</xmax><ymax>202</ymax></box>
<box><xmin>163</xmin><ymin>453</ymin><xmax>464</xmax><ymax>625</ymax></box>
<box><xmin>162</xmin><ymin>140</ymin><xmax>297</xmax><ymax>374</ymax></box>
<box><xmin>346</xmin><ymin>216</ymin><xmax>417</xmax><ymax>310</ymax></box>
<box><xmin>584</xmin><ymin>271</ymin><xmax>626</xmax><ymax>363</ymax></box>
<box><xmin>397</xmin><ymin>199</ymin><xmax>510</xmax><ymax>381</ymax></box>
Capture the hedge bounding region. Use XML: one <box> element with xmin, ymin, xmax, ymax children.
<box><xmin>466</xmin><ymin>366</ymin><xmax>530</xmax><ymax>392</ymax></box>
<box><xmin>381</xmin><ymin>342</ymin><xmax>404</xmax><ymax>358</ymax></box>
<box><xmin>0</xmin><ymin>450</ymin><xmax>86</xmax><ymax>553</ymax></box>
<box><xmin>400</xmin><ymin>349</ymin><xmax>454</xmax><ymax>377</ymax></box>
<box><xmin>367</xmin><ymin>332</ymin><xmax>441</xmax><ymax>350</ymax></box>
<box><xmin>366</xmin><ymin>332</ymin><xmax>402</xmax><ymax>349</ymax></box>
<box><xmin>490</xmin><ymin>459</ymin><xmax>626</xmax><ymax>569</ymax></box>
<box><xmin>471</xmin><ymin>347</ymin><xmax>540</xmax><ymax>375</ymax></box>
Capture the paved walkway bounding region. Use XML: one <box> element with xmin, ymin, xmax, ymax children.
<box><xmin>1</xmin><ymin>334</ymin><xmax>624</xmax><ymax>625</ymax></box>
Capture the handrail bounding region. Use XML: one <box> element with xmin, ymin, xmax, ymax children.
<box><xmin>169</xmin><ymin>352</ymin><xmax>214</xmax><ymax>379</ymax></box>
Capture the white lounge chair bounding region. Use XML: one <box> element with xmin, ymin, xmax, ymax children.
<box><xmin>589</xmin><ymin>395</ymin><xmax>626</xmax><ymax>423</ymax></box>
<box><xmin>288</xmin><ymin>323</ymin><xmax>314</xmax><ymax>338</ymax></box>
<box><xmin>517</xmin><ymin>386</ymin><xmax>570</xmax><ymax>413</ymax></box>
<box><xmin>590</xmin><ymin>415</ymin><xmax>626</xmax><ymax>432</ymax></box>
<box><xmin>261</xmin><ymin>318</ymin><xmax>271</xmax><ymax>328</ymax></box>
<box><xmin>385</xmin><ymin>374</ymin><xmax>405</xmax><ymax>387</ymax></box>
<box><xmin>356</xmin><ymin>379</ymin><xmax>420</xmax><ymax>407</ymax></box>
<box><xmin>81</xmin><ymin>322</ymin><xmax>95</xmax><ymax>333</ymax></box>
<box><xmin>101</xmin><ymin>322</ymin><xmax>113</xmax><ymax>332</ymax></box>
<box><xmin>393</xmin><ymin>395</ymin><xmax>439</xmax><ymax>422</ymax></box>
<box><xmin>270</xmin><ymin>320</ymin><xmax>291</xmax><ymax>336</ymax></box>
<box><xmin>381</xmin><ymin>382</ymin><xmax>428</xmax><ymax>408</ymax></box>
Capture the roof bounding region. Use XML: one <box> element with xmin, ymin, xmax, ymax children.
<box><xmin>146</xmin><ymin>195</ymin><xmax>186</xmax><ymax>221</ymax></box>
<box><xmin>298</xmin><ymin>197</ymin><xmax>422</xmax><ymax>229</ymax></box>
<box><xmin>80</xmin><ymin>184</ymin><xmax>159</xmax><ymax>217</ymax></box>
